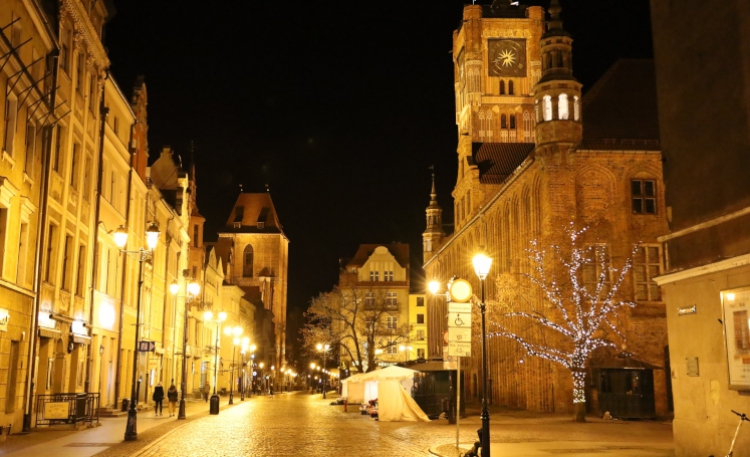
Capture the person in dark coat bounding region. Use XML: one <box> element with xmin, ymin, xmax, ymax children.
<box><xmin>152</xmin><ymin>382</ymin><xmax>165</xmax><ymax>416</ymax></box>
<box><xmin>167</xmin><ymin>384</ymin><xmax>179</xmax><ymax>417</ymax></box>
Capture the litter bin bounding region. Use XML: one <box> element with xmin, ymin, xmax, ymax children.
<box><xmin>122</xmin><ymin>398</ymin><xmax>130</xmax><ymax>412</ymax></box>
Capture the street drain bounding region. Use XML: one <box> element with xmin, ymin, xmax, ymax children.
<box><xmin>64</xmin><ymin>443</ymin><xmax>118</xmax><ymax>447</ymax></box>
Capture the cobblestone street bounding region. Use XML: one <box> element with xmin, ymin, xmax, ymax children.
<box><xmin>72</xmin><ymin>392</ymin><xmax>673</xmax><ymax>457</ymax></box>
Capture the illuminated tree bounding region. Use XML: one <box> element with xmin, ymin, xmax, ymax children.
<box><xmin>489</xmin><ymin>223</ymin><xmax>636</xmax><ymax>422</ymax></box>
<box><xmin>302</xmin><ymin>286</ymin><xmax>408</xmax><ymax>373</ymax></box>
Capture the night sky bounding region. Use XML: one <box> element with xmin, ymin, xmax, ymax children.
<box><xmin>104</xmin><ymin>1</ymin><xmax>653</xmax><ymax>356</ymax></box>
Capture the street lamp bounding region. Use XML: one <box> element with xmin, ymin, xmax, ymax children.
<box><xmin>224</xmin><ymin>325</ymin><xmax>243</xmax><ymax>405</ymax></box>
<box><xmin>316</xmin><ymin>343</ymin><xmax>330</xmax><ymax>398</ymax></box>
<box><xmin>116</xmin><ymin>222</ymin><xmax>160</xmax><ymax>442</ymax></box>
<box><xmin>399</xmin><ymin>345</ymin><xmax>413</xmax><ymax>363</ymax></box>
<box><xmin>204</xmin><ymin>310</ymin><xmax>227</xmax><ymax>414</ymax></box>
<box><xmin>170</xmin><ymin>279</ymin><xmax>201</xmax><ymax>420</ymax></box>
<box><xmin>472</xmin><ymin>250</ymin><xmax>493</xmax><ymax>457</ymax></box>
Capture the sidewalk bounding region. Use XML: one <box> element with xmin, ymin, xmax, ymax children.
<box><xmin>428</xmin><ymin>404</ymin><xmax>674</xmax><ymax>457</ymax></box>
<box><xmin>1</xmin><ymin>395</ymin><xmax>244</xmax><ymax>457</ymax></box>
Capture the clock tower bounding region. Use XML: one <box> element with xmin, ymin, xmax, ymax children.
<box><xmin>451</xmin><ymin>2</ymin><xmax>545</xmax><ymax>231</ymax></box>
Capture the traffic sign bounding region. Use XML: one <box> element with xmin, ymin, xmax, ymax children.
<box><xmin>448</xmin><ymin>341</ymin><xmax>472</xmax><ymax>357</ymax></box>
<box><xmin>448</xmin><ymin>327</ymin><xmax>471</xmax><ymax>342</ymax></box>
<box><xmin>448</xmin><ymin>312</ymin><xmax>471</xmax><ymax>328</ymax></box>
<box><xmin>448</xmin><ymin>302</ymin><xmax>472</xmax><ymax>314</ymax></box>
<box><xmin>139</xmin><ymin>341</ymin><xmax>155</xmax><ymax>352</ymax></box>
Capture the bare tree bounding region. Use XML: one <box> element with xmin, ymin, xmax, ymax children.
<box><xmin>488</xmin><ymin>224</ymin><xmax>636</xmax><ymax>422</ymax></box>
<box><xmin>302</xmin><ymin>286</ymin><xmax>409</xmax><ymax>373</ymax></box>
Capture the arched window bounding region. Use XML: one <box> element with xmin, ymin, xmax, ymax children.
<box><xmin>508</xmin><ymin>80</ymin><xmax>514</xmax><ymax>95</ymax></box>
<box><xmin>243</xmin><ymin>244</ymin><xmax>254</xmax><ymax>277</ymax></box>
<box><xmin>510</xmin><ymin>114</ymin><xmax>516</xmax><ymax>129</ymax></box>
<box><xmin>501</xmin><ymin>114</ymin><xmax>507</xmax><ymax>129</ymax></box>
<box><xmin>574</xmin><ymin>95</ymin><xmax>580</xmax><ymax>121</ymax></box>
<box><xmin>543</xmin><ymin>95</ymin><xmax>552</xmax><ymax>121</ymax></box>
<box><xmin>499</xmin><ymin>80</ymin><xmax>505</xmax><ymax>95</ymax></box>
<box><xmin>523</xmin><ymin>111</ymin><xmax>532</xmax><ymax>141</ymax></box>
<box><xmin>558</xmin><ymin>93</ymin><xmax>569</xmax><ymax>120</ymax></box>
<box><xmin>556</xmin><ymin>51</ymin><xmax>563</xmax><ymax>67</ymax></box>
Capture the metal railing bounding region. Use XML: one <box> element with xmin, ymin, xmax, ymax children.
<box><xmin>35</xmin><ymin>392</ymin><xmax>100</xmax><ymax>427</ymax></box>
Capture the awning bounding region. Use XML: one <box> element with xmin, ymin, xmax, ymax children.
<box><xmin>72</xmin><ymin>335</ymin><xmax>91</xmax><ymax>345</ymax></box>
<box><xmin>38</xmin><ymin>328</ymin><xmax>60</xmax><ymax>339</ymax></box>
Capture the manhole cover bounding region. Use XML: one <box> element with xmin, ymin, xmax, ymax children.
<box><xmin>64</xmin><ymin>443</ymin><xmax>118</xmax><ymax>447</ymax></box>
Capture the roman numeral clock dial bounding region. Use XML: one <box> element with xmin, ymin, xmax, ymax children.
<box><xmin>488</xmin><ymin>39</ymin><xmax>527</xmax><ymax>77</ymax></box>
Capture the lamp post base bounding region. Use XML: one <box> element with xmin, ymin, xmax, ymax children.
<box><xmin>177</xmin><ymin>399</ymin><xmax>186</xmax><ymax>420</ymax></box>
<box><xmin>481</xmin><ymin>409</ymin><xmax>491</xmax><ymax>457</ymax></box>
<box><xmin>229</xmin><ymin>391</ymin><xmax>234</xmax><ymax>405</ymax></box>
<box><xmin>209</xmin><ymin>394</ymin><xmax>220</xmax><ymax>415</ymax></box>
<box><xmin>124</xmin><ymin>406</ymin><xmax>138</xmax><ymax>441</ymax></box>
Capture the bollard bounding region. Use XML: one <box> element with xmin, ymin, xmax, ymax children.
<box><xmin>344</xmin><ymin>400</ymin><xmax>347</xmax><ymax>412</ymax></box>
<box><xmin>209</xmin><ymin>394</ymin><xmax>220</xmax><ymax>415</ymax></box>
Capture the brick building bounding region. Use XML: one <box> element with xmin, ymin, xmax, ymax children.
<box><xmin>423</xmin><ymin>0</ymin><xmax>670</xmax><ymax>416</ymax></box>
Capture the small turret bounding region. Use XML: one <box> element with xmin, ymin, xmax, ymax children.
<box><xmin>423</xmin><ymin>172</ymin><xmax>445</xmax><ymax>263</ymax></box>
<box><xmin>533</xmin><ymin>0</ymin><xmax>582</xmax><ymax>147</ymax></box>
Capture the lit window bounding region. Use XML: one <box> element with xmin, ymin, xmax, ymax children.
<box><xmin>543</xmin><ymin>95</ymin><xmax>552</xmax><ymax>121</ymax></box>
<box><xmin>631</xmin><ymin>180</ymin><xmax>657</xmax><ymax>214</ymax></box>
<box><xmin>634</xmin><ymin>245</ymin><xmax>662</xmax><ymax>302</ymax></box>
<box><xmin>558</xmin><ymin>94</ymin><xmax>569</xmax><ymax>120</ymax></box>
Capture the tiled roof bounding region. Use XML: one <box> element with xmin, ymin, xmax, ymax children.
<box><xmin>473</xmin><ymin>142</ymin><xmax>535</xmax><ymax>184</ymax></box>
<box><xmin>347</xmin><ymin>243</ymin><xmax>410</xmax><ymax>269</ymax></box>
<box><xmin>580</xmin><ymin>59</ymin><xmax>660</xmax><ymax>151</ymax></box>
<box><xmin>220</xmin><ymin>193</ymin><xmax>285</xmax><ymax>235</ymax></box>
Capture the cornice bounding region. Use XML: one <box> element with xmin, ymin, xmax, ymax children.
<box><xmin>61</xmin><ymin>0</ymin><xmax>110</xmax><ymax>71</ymax></box>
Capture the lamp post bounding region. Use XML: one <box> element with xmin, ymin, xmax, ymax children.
<box><xmin>316</xmin><ymin>343</ymin><xmax>330</xmax><ymax>399</ymax></box>
<box><xmin>170</xmin><ymin>279</ymin><xmax>201</xmax><ymax>420</ymax></box>
<box><xmin>239</xmin><ymin>339</ymin><xmax>250</xmax><ymax>400</ymax></box>
<box><xmin>473</xmin><ymin>251</ymin><xmax>493</xmax><ymax>457</ymax></box>
<box><xmin>204</xmin><ymin>310</ymin><xmax>226</xmax><ymax>414</ymax></box>
<box><xmin>115</xmin><ymin>223</ymin><xmax>160</xmax><ymax>442</ymax></box>
<box><xmin>223</xmin><ymin>326</ymin><xmax>242</xmax><ymax>404</ymax></box>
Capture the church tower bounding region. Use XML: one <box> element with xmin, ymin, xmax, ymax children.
<box><xmin>533</xmin><ymin>0</ymin><xmax>582</xmax><ymax>147</ymax></box>
<box><xmin>422</xmin><ymin>173</ymin><xmax>445</xmax><ymax>263</ymax></box>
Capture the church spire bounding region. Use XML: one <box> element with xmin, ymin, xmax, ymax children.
<box><xmin>423</xmin><ymin>168</ymin><xmax>445</xmax><ymax>263</ymax></box>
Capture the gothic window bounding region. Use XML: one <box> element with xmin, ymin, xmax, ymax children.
<box><xmin>242</xmin><ymin>244</ymin><xmax>254</xmax><ymax>277</ymax></box>
<box><xmin>508</xmin><ymin>80</ymin><xmax>514</xmax><ymax>95</ymax></box>
<box><xmin>574</xmin><ymin>96</ymin><xmax>580</xmax><ymax>121</ymax></box>
<box><xmin>543</xmin><ymin>95</ymin><xmax>552</xmax><ymax>121</ymax></box>
<box><xmin>558</xmin><ymin>94</ymin><xmax>569</xmax><ymax>120</ymax></box>
<box><xmin>631</xmin><ymin>179</ymin><xmax>657</xmax><ymax>214</ymax></box>
<box><xmin>510</xmin><ymin>114</ymin><xmax>516</xmax><ymax>129</ymax></box>
<box><xmin>485</xmin><ymin>111</ymin><xmax>493</xmax><ymax>138</ymax></box>
<box><xmin>501</xmin><ymin>114</ymin><xmax>507</xmax><ymax>129</ymax></box>
<box><xmin>499</xmin><ymin>80</ymin><xmax>505</xmax><ymax>95</ymax></box>
<box><xmin>582</xmin><ymin>244</ymin><xmax>611</xmax><ymax>298</ymax></box>
<box><xmin>633</xmin><ymin>245</ymin><xmax>663</xmax><ymax>302</ymax></box>
<box><xmin>478</xmin><ymin>111</ymin><xmax>485</xmax><ymax>138</ymax></box>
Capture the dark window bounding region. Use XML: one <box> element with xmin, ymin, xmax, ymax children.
<box><xmin>510</xmin><ymin>114</ymin><xmax>516</xmax><ymax>129</ymax></box>
<box><xmin>631</xmin><ymin>179</ymin><xmax>657</xmax><ymax>214</ymax></box>
<box><xmin>417</xmin><ymin>314</ymin><xmax>424</xmax><ymax>324</ymax></box>
<box><xmin>501</xmin><ymin>114</ymin><xmax>507</xmax><ymax>129</ymax></box>
<box><xmin>499</xmin><ymin>80</ymin><xmax>505</xmax><ymax>95</ymax></box>
<box><xmin>417</xmin><ymin>297</ymin><xmax>425</xmax><ymax>307</ymax></box>
<box><xmin>243</xmin><ymin>244</ymin><xmax>254</xmax><ymax>277</ymax></box>
<box><xmin>508</xmin><ymin>80</ymin><xmax>514</xmax><ymax>95</ymax></box>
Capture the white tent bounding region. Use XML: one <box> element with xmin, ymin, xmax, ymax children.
<box><xmin>341</xmin><ymin>366</ymin><xmax>429</xmax><ymax>422</ymax></box>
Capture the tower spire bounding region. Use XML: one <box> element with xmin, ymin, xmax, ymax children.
<box><xmin>547</xmin><ymin>0</ymin><xmax>563</xmax><ymax>32</ymax></box>
<box><xmin>423</xmin><ymin>166</ymin><xmax>445</xmax><ymax>263</ymax></box>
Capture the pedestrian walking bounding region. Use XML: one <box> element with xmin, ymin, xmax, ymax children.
<box><xmin>167</xmin><ymin>384</ymin><xmax>179</xmax><ymax>417</ymax></box>
<box><xmin>203</xmin><ymin>381</ymin><xmax>211</xmax><ymax>402</ymax></box>
<box><xmin>153</xmin><ymin>382</ymin><xmax>165</xmax><ymax>416</ymax></box>
<box><xmin>270</xmin><ymin>385</ymin><xmax>274</xmax><ymax>398</ymax></box>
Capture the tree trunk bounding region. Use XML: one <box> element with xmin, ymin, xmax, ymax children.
<box><xmin>572</xmin><ymin>368</ymin><xmax>587</xmax><ymax>422</ymax></box>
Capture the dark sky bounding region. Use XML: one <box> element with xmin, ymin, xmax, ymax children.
<box><xmin>104</xmin><ymin>0</ymin><xmax>653</xmax><ymax>353</ymax></box>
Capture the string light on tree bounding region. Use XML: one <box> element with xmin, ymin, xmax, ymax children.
<box><xmin>488</xmin><ymin>223</ymin><xmax>638</xmax><ymax>422</ymax></box>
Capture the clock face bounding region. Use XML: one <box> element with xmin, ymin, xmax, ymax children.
<box><xmin>488</xmin><ymin>39</ymin><xmax>526</xmax><ymax>77</ymax></box>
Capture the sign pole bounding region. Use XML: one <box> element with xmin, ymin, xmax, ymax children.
<box><xmin>456</xmin><ymin>357</ymin><xmax>461</xmax><ymax>451</ymax></box>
